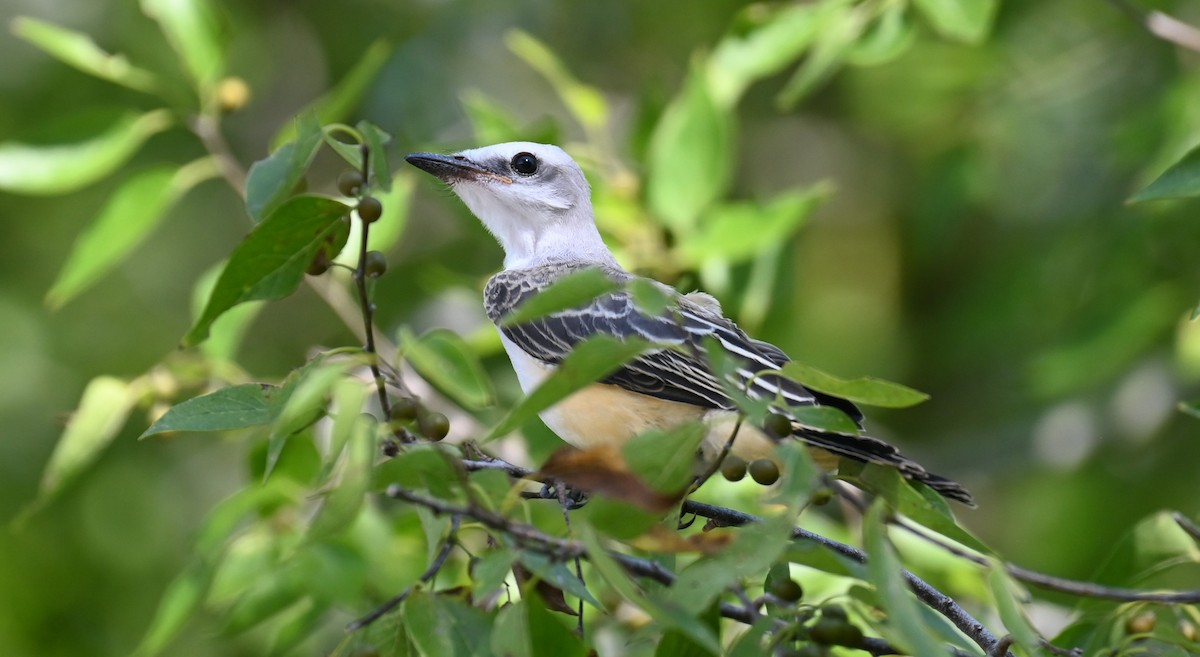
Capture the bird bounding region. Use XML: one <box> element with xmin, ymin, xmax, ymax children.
<box><xmin>405</xmin><ymin>142</ymin><xmax>973</xmax><ymax>505</ymax></box>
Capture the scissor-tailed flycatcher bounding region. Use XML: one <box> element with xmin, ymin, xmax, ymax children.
<box><xmin>406</xmin><ymin>142</ymin><xmax>972</xmax><ymax>505</ymax></box>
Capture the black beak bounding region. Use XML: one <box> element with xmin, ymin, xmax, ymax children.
<box><xmin>405</xmin><ymin>152</ymin><xmax>512</xmax><ymax>184</ymax></box>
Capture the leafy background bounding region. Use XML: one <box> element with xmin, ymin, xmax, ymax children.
<box><xmin>1</xmin><ymin>0</ymin><xmax>1199</xmax><ymax>655</ymax></box>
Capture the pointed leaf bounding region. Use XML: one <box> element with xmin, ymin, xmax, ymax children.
<box><xmin>11</xmin><ymin>16</ymin><xmax>160</xmax><ymax>93</ymax></box>
<box><xmin>245</xmin><ymin>113</ymin><xmax>323</xmax><ymax>222</ymax></box>
<box><xmin>402</xmin><ymin>591</ymin><xmax>494</xmax><ymax>657</ymax></box>
<box><xmin>987</xmin><ymin>565</ymin><xmax>1043</xmax><ymax>655</ymax></box>
<box><xmin>308</xmin><ymin>386</ymin><xmax>373</xmax><ymax>538</ymax></box>
<box><xmin>1130</xmin><ymin>143</ymin><xmax>1200</xmax><ymax>202</ymax></box>
<box><xmin>47</xmin><ymin>160</ymin><xmax>217</xmax><ymax>308</ymax></box>
<box><xmin>271</xmin><ymin>41</ymin><xmax>392</xmax><ymax>149</ymax></box>
<box><xmin>517</xmin><ymin>552</ymin><xmax>602</xmax><ymax>610</ymax></box>
<box><xmin>484</xmin><ymin>335</ymin><xmax>653</xmax><ymax>441</ymax></box>
<box><xmin>399</xmin><ymin>327</ymin><xmax>494</xmax><ymax>410</ymax></box>
<box><xmin>648</xmin><ymin>67</ymin><xmax>732</xmax><ymax>232</ymax></box>
<box><xmin>707</xmin><ymin>3</ymin><xmax>824</xmax><ymax>106</ymax></box>
<box><xmin>857</xmin><ymin>464</ymin><xmax>993</xmax><ymax>555</ymax></box>
<box><xmin>140</xmin><ymin>0</ymin><xmax>224</xmax><ymax>91</ymax></box>
<box><xmin>184</xmin><ymin>195</ymin><xmax>350</xmax><ymax>346</ymax></box>
<box><xmin>913</xmin><ymin>0</ymin><xmax>998</xmax><ymax>44</ymax></box>
<box><xmin>666</xmin><ymin>515</ymin><xmax>793</xmax><ymax>615</ymax></box>
<box><xmin>131</xmin><ymin>561</ymin><xmax>211</xmax><ymax>657</ymax></box>
<box><xmin>499</xmin><ymin>267</ymin><xmax>620</xmax><ymax>326</ymax></box>
<box><xmin>358</xmin><ymin>120</ymin><xmax>392</xmax><ymax>192</ymax></box>
<box><xmin>679</xmin><ymin>185</ymin><xmax>829</xmax><ymax>267</ymax></box>
<box><xmin>779</xmin><ymin>361</ymin><xmax>929</xmax><ymax>408</ymax></box>
<box><xmin>141</xmin><ymin>383</ymin><xmax>276</xmax><ymax>438</ymax></box>
<box><xmin>863</xmin><ymin>500</ymin><xmax>948</xmax><ymax>656</ymax></box>
<box><xmin>38</xmin><ymin>376</ymin><xmax>137</xmax><ymax>500</ymax></box>
<box><xmin>0</xmin><ymin>109</ymin><xmax>171</xmax><ymax>195</ymax></box>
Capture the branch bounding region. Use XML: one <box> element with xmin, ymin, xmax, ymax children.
<box><xmin>345</xmin><ymin>513</ymin><xmax>461</xmax><ymax>631</ymax></box>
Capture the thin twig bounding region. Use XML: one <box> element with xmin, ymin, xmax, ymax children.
<box><xmin>346</xmin><ymin>514</ymin><xmax>462</xmax><ymax>631</ymax></box>
<box><xmin>689</xmin><ymin>415</ymin><xmax>742</xmax><ymax>495</ymax></box>
<box><xmin>350</xmin><ymin>143</ymin><xmax>395</xmax><ymax>427</ymax></box>
<box><xmin>190</xmin><ymin>113</ymin><xmax>247</xmax><ymax>194</ymax></box>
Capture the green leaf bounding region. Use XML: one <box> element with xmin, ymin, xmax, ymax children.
<box><xmin>987</xmin><ymin>565</ymin><xmax>1043</xmax><ymax>655</ymax></box>
<box><xmin>191</xmin><ymin>263</ymin><xmax>265</xmax><ymax>363</ymax></box>
<box><xmin>37</xmin><ymin>376</ymin><xmax>137</xmax><ymax>502</ymax></box>
<box><xmin>10</xmin><ymin>16</ymin><xmax>161</xmax><ymax>93</ymax></box>
<box><xmin>403</xmin><ymin>591</ymin><xmax>494</xmax><ymax>657</ymax></box>
<box><xmin>131</xmin><ymin>560</ymin><xmax>211</xmax><ymax>657</ymax></box>
<box><xmin>271</xmin><ymin>40</ymin><xmax>392</xmax><ymax>149</ymax></box>
<box><xmin>308</xmin><ymin>386</ymin><xmax>373</xmax><ymax>539</ymax></box>
<box><xmin>268</xmin><ymin>598</ymin><xmax>328</xmax><ymax>657</ymax></box>
<box><xmin>679</xmin><ymin>185</ymin><xmax>829</xmax><ymax>267</ymax></box>
<box><xmin>656</xmin><ymin>604</ymin><xmax>721</xmax><ymax>657</ymax></box>
<box><xmin>912</xmin><ymin>0</ymin><xmax>998</xmax><ymax>44</ymax></box>
<box><xmin>1086</xmin><ymin>511</ymin><xmax>1200</xmax><ymax>591</ymax></box>
<box><xmin>484</xmin><ymin>335</ymin><xmax>654</xmax><ymax>442</ymax></box>
<box><xmin>47</xmin><ymin>160</ymin><xmax>217</xmax><ymax>308</ymax></box>
<box><xmin>373</xmin><ymin>444</ymin><xmax>465</xmax><ymax>501</ymax></box>
<box><xmin>492</xmin><ymin>592</ymin><xmax>587</xmax><ymax>657</ymax></box>
<box><xmin>623</xmin><ymin>422</ymin><xmax>707</xmax><ymax>493</ymax></box>
<box><xmin>245</xmin><ymin>113</ymin><xmax>324</xmax><ymax>222</ymax></box>
<box><xmin>847</xmin><ymin>2</ymin><xmax>917</xmax><ymax>67</ymax></box>
<box><xmin>776</xmin><ymin>5</ymin><xmax>864</xmax><ymax>108</ymax></box>
<box><xmin>506</xmin><ymin>30</ymin><xmax>608</xmax><ymax>133</ymax></box>
<box><xmin>139</xmin><ymin>0</ymin><xmax>224</xmax><ymax>91</ymax></box>
<box><xmin>498</xmin><ymin>267</ymin><xmax>620</xmax><ymax>326</ymax></box>
<box><xmin>648</xmin><ymin>66</ymin><xmax>733</xmax><ymax>232</ymax></box>
<box><xmin>707</xmin><ymin>3</ymin><xmax>824</xmax><ymax>106</ymax></box>
<box><xmin>471</xmin><ymin>549</ymin><xmax>517</xmax><ymax>600</ymax></box>
<box><xmin>358</xmin><ymin>120</ymin><xmax>392</xmax><ymax>192</ymax></box>
<box><xmin>0</xmin><ymin>109</ymin><xmax>172</xmax><ymax>195</ymax></box>
<box><xmin>517</xmin><ymin>552</ymin><xmax>603</xmax><ymax>610</ymax></box>
<box><xmin>863</xmin><ymin>500</ymin><xmax>948</xmax><ymax>656</ymax></box>
<box><xmin>580</xmin><ymin>526</ymin><xmax>720</xmax><ymax>654</ymax></box>
<box><xmin>399</xmin><ymin>327</ymin><xmax>495</xmax><ymax>410</ymax></box>
<box><xmin>141</xmin><ymin>383</ymin><xmax>276</xmax><ymax>438</ymax></box>
<box><xmin>667</xmin><ymin>515</ymin><xmax>793</xmax><ymax>615</ymax></box>
<box><xmin>1130</xmin><ymin>143</ymin><xmax>1200</xmax><ymax>202</ymax></box>
<box><xmin>789</xmin><ymin>405</ymin><xmax>862</xmax><ymax>434</ymax></box>
<box><xmin>1181</xmin><ymin>400</ymin><xmax>1200</xmax><ymax>420</ymax></box>
<box><xmin>266</xmin><ymin>359</ymin><xmax>354</xmax><ymax>476</ymax></box>
<box><xmin>184</xmin><ymin>195</ymin><xmax>350</xmax><ymax>346</ymax></box>
<box><xmin>627</xmin><ymin>278</ymin><xmax>674</xmax><ymax>317</ymax></box>
<box><xmin>779</xmin><ymin>361</ymin><xmax>930</xmax><ymax>408</ymax></box>
<box><xmin>856</xmin><ymin>464</ymin><xmax>993</xmax><ymax>555</ymax></box>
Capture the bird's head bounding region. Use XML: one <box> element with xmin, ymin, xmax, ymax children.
<box><xmin>406</xmin><ymin>142</ymin><xmax>615</xmax><ymax>269</ymax></box>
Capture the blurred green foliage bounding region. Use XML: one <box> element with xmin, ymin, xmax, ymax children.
<box><xmin>2</xmin><ymin>0</ymin><xmax>1200</xmax><ymax>655</ymax></box>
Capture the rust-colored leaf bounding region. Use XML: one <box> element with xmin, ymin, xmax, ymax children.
<box><xmin>628</xmin><ymin>525</ymin><xmax>735</xmax><ymax>555</ymax></box>
<box><xmin>539</xmin><ymin>446</ymin><xmax>678</xmax><ymax>513</ymax></box>
<box><xmin>512</xmin><ymin>560</ymin><xmax>577</xmax><ymax>615</ymax></box>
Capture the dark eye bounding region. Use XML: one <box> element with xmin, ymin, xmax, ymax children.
<box><xmin>511</xmin><ymin>152</ymin><xmax>538</xmax><ymax>175</ymax></box>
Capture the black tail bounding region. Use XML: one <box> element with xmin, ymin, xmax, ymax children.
<box><xmin>793</xmin><ymin>426</ymin><xmax>975</xmax><ymax>507</ymax></box>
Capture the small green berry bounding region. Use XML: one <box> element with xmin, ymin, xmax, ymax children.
<box><xmin>720</xmin><ymin>456</ymin><xmax>747</xmax><ymax>481</ymax></box>
<box><xmin>809</xmin><ymin>487</ymin><xmax>834</xmax><ymax>506</ymax></box>
<box><xmin>419</xmin><ymin>411</ymin><xmax>450</xmax><ymax>441</ymax></box>
<box><xmin>337</xmin><ymin>170</ymin><xmax>365</xmax><ymax>197</ymax></box>
<box><xmin>820</xmin><ymin>605</ymin><xmax>848</xmax><ymax>622</ymax></box>
<box><xmin>768</xmin><ymin>577</ymin><xmax>804</xmax><ymax>602</ymax></box>
<box><xmin>363</xmin><ymin>250</ymin><xmax>387</xmax><ymax>277</ymax></box>
<box><xmin>748</xmin><ymin>459</ymin><xmax>780</xmax><ymax>485</ymax></box>
<box><xmin>357</xmin><ymin>196</ymin><xmax>383</xmax><ymax>223</ymax></box>
<box><xmin>388</xmin><ymin>397</ymin><xmax>420</xmax><ymax>422</ymax></box>
<box><xmin>763</xmin><ymin>412</ymin><xmax>793</xmax><ymax>438</ymax></box>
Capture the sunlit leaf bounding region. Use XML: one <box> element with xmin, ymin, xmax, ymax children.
<box><xmin>140</xmin><ymin>0</ymin><xmax>224</xmax><ymax>91</ymax></box>
<box><xmin>856</xmin><ymin>464</ymin><xmax>993</xmax><ymax>555</ymax></box>
<box><xmin>141</xmin><ymin>383</ymin><xmax>276</xmax><ymax>438</ymax></box>
<box><xmin>987</xmin><ymin>564</ymin><xmax>1042</xmax><ymax>655</ymax></box>
<box><xmin>779</xmin><ymin>361</ymin><xmax>930</xmax><ymax>408</ymax></box>
<box><xmin>707</xmin><ymin>3</ymin><xmax>824</xmax><ymax>106</ymax></box>
<box><xmin>191</xmin><ymin>263</ymin><xmax>265</xmax><ymax>363</ymax></box>
<box><xmin>403</xmin><ymin>590</ymin><xmax>494</xmax><ymax>657</ymax></box>
<box><xmin>245</xmin><ymin>113</ymin><xmax>323</xmax><ymax>222</ymax></box>
<box><xmin>863</xmin><ymin>500</ymin><xmax>948</xmax><ymax>656</ymax></box>
<box><xmin>623</xmin><ymin>422</ymin><xmax>707</xmax><ymax>494</ymax></box>
<box><xmin>0</xmin><ymin>109</ymin><xmax>171</xmax><ymax>195</ymax></box>
<box><xmin>47</xmin><ymin>159</ymin><xmax>217</xmax><ymax>308</ymax></box>
<box><xmin>498</xmin><ymin>267</ymin><xmax>619</xmax><ymax>326</ymax></box>
<box><xmin>266</xmin><ymin>359</ymin><xmax>353</xmax><ymax>476</ymax></box>
<box><xmin>272</xmin><ymin>40</ymin><xmax>392</xmax><ymax>149</ymax></box>
<box><xmin>11</xmin><ymin>16</ymin><xmax>160</xmax><ymax>93</ymax></box>
<box><xmin>648</xmin><ymin>67</ymin><xmax>732</xmax><ymax>232</ymax></box>
<box><xmin>308</xmin><ymin>387</ymin><xmax>373</xmax><ymax>539</ymax></box>
<box><xmin>373</xmin><ymin>443</ymin><xmax>465</xmax><ymax>501</ymax></box>
<box><xmin>776</xmin><ymin>5</ymin><xmax>863</xmax><ymax>108</ymax></box>
<box><xmin>358</xmin><ymin>120</ymin><xmax>392</xmax><ymax>192</ymax></box>
<box><xmin>666</xmin><ymin>515</ymin><xmax>793</xmax><ymax>615</ymax></box>
<box><xmin>679</xmin><ymin>184</ymin><xmax>829</xmax><ymax>267</ymax></box>
<box><xmin>484</xmin><ymin>335</ymin><xmax>654</xmax><ymax>441</ymax></box>
<box><xmin>847</xmin><ymin>2</ymin><xmax>917</xmax><ymax>66</ymax></box>
<box><xmin>38</xmin><ymin>376</ymin><xmax>137</xmax><ymax>501</ymax></box>
<box><xmin>506</xmin><ymin>30</ymin><xmax>607</xmax><ymax>132</ymax></box>
<box><xmin>1130</xmin><ymin>143</ymin><xmax>1200</xmax><ymax>202</ymax></box>
<box><xmin>131</xmin><ymin>561</ymin><xmax>211</xmax><ymax>657</ymax></box>
<box><xmin>912</xmin><ymin>0</ymin><xmax>998</xmax><ymax>44</ymax></box>
<box><xmin>580</xmin><ymin>526</ymin><xmax>720</xmax><ymax>654</ymax></box>
<box><xmin>222</xmin><ymin>569</ymin><xmax>307</xmax><ymax>635</ymax></box>
<box><xmin>399</xmin><ymin>327</ymin><xmax>494</xmax><ymax>410</ymax></box>
<box><xmin>184</xmin><ymin>195</ymin><xmax>351</xmax><ymax>346</ymax></box>
<box><xmin>790</xmin><ymin>405</ymin><xmax>862</xmax><ymax>434</ymax></box>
